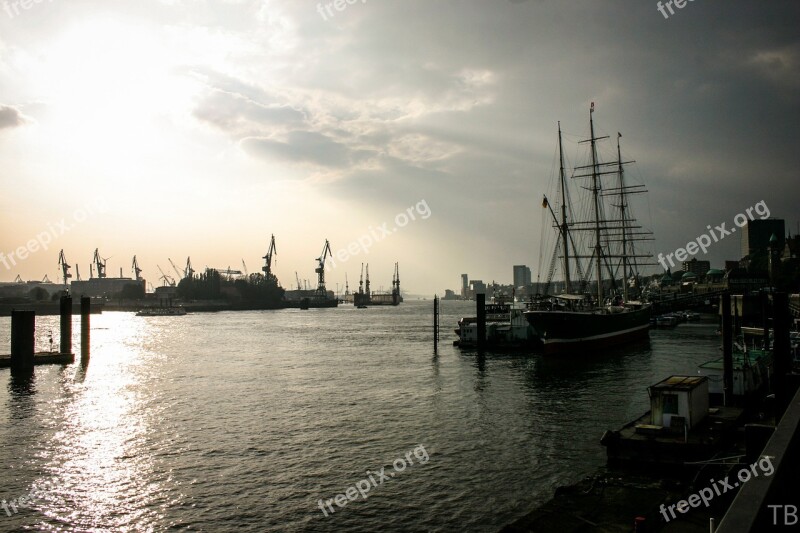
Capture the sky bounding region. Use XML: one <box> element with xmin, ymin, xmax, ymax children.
<box><xmin>0</xmin><ymin>0</ymin><xmax>798</xmax><ymax>295</ymax></box>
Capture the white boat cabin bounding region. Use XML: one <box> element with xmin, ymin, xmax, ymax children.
<box><xmin>648</xmin><ymin>375</ymin><xmax>709</xmax><ymax>431</ymax></box>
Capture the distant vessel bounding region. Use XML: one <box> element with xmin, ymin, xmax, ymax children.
<box><xmin>136</xmin><ymin>306</ymin><xmax>187</xmax><ymax>316</ymax></box>
<box><xmin>525</xmin><ymin>105</ymin><xmax>653</xmax><ymax>354</ymax></box>
<box><xmin>654</xmin><ymin>314</ymin><xmax>680</xmax><ymax>328</ymax></box>
<box><xmin>352</xmin><ymin>263</ymin><xmax>402</xmax><ymax>307</ymax></box>
<box><xmin>366</xmin><ymin>263</ymin><xmax>403</xmax><ymax>306</ymax></box>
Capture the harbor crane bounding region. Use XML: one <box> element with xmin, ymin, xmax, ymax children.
<box><xmin>75</xmin><ymin>264</ymin><xmax>82</xmax><ymax>281</ymax></box>
<box><xmin>365</xmin><ymin>263</ymin><xmax>370</xmax><ymax>296</ymax></box>
<box><xmin>315</xmin><ymin>239</ymin><xmax>333</xmax><ymax>295</ymax></box>
<box><xmin>185</xmin><ymin>257</ymin><xmax>194</xmax><ymax>279</ymax></box>
<box><xmin>132</xmin><ymin>256</ymin><xmax>143</xmax><ymax>281</ymax></box>
<box><xmin>93</xmin><ymin>248</ymin><xmax>107</xmax><ymax>278</ymax></box>
<box><xmin>157</xmin><ymin>265</ymin><xmax>175</xmax><ymax>287</ymax></box>
<box><xmin>295</xmin><ymin>271</ymin><xmax>302</xmax><ymax>291</ymax></box>
<box><xmin>359</xmin><ymin>263</ymin><xmax>364</xmax><ymax>295</ymax></box>
<box><xmin>242</xmin><ymin>260</ymin><xmax>248</xmax><ymax>277</ymax></box>
<box><xmin>262</xmin><ymin>234</ymin><xmax>277</xmax><ymax>279</ymax></box>
<box><xmin>168</xmin><ymin>258</ymin><xmax>183</xmax><ymax>281</ymax></box>
<box><xmin>209</xmin><ymin>266</ymin><xmax>242</xmax><ymax>280</ymax></box>
<box><xmin>57</xmin><ymin>249</ymin><xmax>72</xmax><ymax>286</ymax></box>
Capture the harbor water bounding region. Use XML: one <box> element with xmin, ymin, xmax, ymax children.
<box><xmin>0</xmin><ymin>301</ymin><xmax>721</xmax><ymax>532</ymax></box>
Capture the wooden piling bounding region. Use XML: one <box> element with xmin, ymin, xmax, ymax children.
<box><xmin>60</xmin><ymin>294</ymin><xmax>73</xmax><ymax>355</ymax></box>
<box><xmin>721</xmin><ymin>293</ymin><xmax>733</xmax><ymax>406</ymax></box>
<box><xmin>761</xmin><ymin>290</ymin><xmax>770</xmax><ymax>350</ymax></box>
<box><xmin>11</xmin><ymin>310</ymin><xmax>35</xmax><ymax>372</ymax></box>
<box><xmin>773</xmin><ymin>292</ymin><xmax>791</xmax><ymax>422</ymax></box>
<box><xmin>433</xmin><ymin>295</ymin><xmax>439</xmax><ymax>350</ymax></box>
<box><xmin>477</xmin><ymin>293</ymin><xmax>486</xmax><ymax>349</ymax></box>
<box><xmin>80</xmin><ymin>296</ymin><xmax>90</xmax><ymax>361</ymax></box>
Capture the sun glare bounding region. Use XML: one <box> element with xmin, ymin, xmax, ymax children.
<box><xmin>29</xmin><ymin>18</ymin><xmax>198</xmax><ymax>174</ymax></box>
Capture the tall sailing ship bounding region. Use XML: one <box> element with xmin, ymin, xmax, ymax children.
<box><xmin>524</xmin><ymin>104</ymin><xmax>654</xmax><ymax>354</ymax></box>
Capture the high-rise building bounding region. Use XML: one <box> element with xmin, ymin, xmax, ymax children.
<box><xmin>513</xmin><ymin>265</ymin><xmax>531</xmax><ymax>288</ymax></box>
<box><xmin>741</xmin><ymin>219</ymin><xmax>785</xmax><ymax>259</ymax></box>
<box><xmin>469</xmin><ymin>280</ymin><xmax>486</xmax><ymax>296</ymax></box>
<box><xmin>682</xmin><ymin>258</ymin><xmax>710</xmax><ymax>277</ymax></box>
<box><xmin>461</xmin><ymin>274</ymin><xmax>469</xmax><ymax>298</ymax></box>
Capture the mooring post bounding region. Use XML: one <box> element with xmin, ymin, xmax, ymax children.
<box><xmin>773</xmin><ymin>292</ymin><xmax>791</xmax><ymax>422</ymax></box>
<box><xmin>721</xmin><ymin>293</ymin><xmax>733</xmax><ymax>406</ymax></box>
<box><xmin>477</xmin><ymin>293</ymin><xmax>486</xmax><ymax>349</ymax></box>
<box><xmin>80</xmin><ymin>296</ymin><xmax>90</xmax><ymax>361</ymax></box>
<box><xmin>761</xmin><ymin>290</ymin><xmax>770</xmax><ymax>351</ymax></box>
<box><xmin>11</xmin><ymin>310</ymin><xmax>36</xmax><ymax>372</ymax></box>
<box><xmin>60</xmin><ymin>294</ymin><xmax>73</xmax><ymax>355</ymax></box>
<box><xmin>433</xmin><ymin>295</ymin><xmax>439</xmax><ymax>350</ymax></box>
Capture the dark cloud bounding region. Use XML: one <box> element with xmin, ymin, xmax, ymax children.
<box><xmin>241</xmin><ymin>131</ymin><xmax>354</xmax><ymax>169</ymax></box>
<box><xmin>0</xmin><ymin>105</ymin><xmax>26</xmax><ymax>129</ymax></box>
<box><xmin>193</xmin><ymin>89</ymin><xmax>306</xmax><ymax>133</ymax></box>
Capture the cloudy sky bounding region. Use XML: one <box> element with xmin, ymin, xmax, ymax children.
<box><xmin>1</xmin><ymin>0</ymin><xmax>798</xmax><ymax>294</ymax></box>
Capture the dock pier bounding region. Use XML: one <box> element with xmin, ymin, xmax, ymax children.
<box><xmin>81</xmin><ymin>296</ymin><xmax>90</xmax><ymax>362</ymax></box>
<box><xmin>505</xmin><ymin>291</ymin><xmax>800</xmax><ymax>531</ymax></box>
<box><xmin>0</xmin><ymin>295</ymin><xmax>78</xmax><ymax>370</ymax></box>
<box><xmin>60</xmin><ymin>294</ymin><xmax>72</xmax><ymax>355</ymax></box>
<box><xmin>476</xmin><ymin>293</ymin><xmax>486</xmax><ymax>350</ymax></box>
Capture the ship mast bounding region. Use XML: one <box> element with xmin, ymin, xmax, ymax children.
<box><xmin>617</xmin><ymin>134</ymin><xmax>628</xmax><ymax>301</ymax></box>
<box><xmin>563</xmin><ymin>105</ymin><xmax>654</xmax><ymax>302</ymax></box>
<box><xmin>589</xmin><ymin>104</ymin><xmax>603</xmax><ymax>305</ymax></box>
<box><xmin>558</xmin><ymin>122</ymin><xmax>572</xmax><ymax>294</ymax></box>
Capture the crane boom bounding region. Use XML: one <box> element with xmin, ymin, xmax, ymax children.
<box><xmin>93</xmin><ymin>248</ymin><xmax>107</xmax><ymax>278</ymax></box>
<box><xmin>168</xmin><ymin>258</ymin><xmax>183</xmax><ymax>280</ymax></box>
<box><xmin>57</xmin><ymin>249</ymin><xmax>72</xmax><ymax>286</ymax></box>
<box><xmin>315</xmin><ymin>239</ymin><xmax>333</xmax><ymax>295</ymax></box>
<box><xmin>132</xmin><ymin>256</ymin><xmax>143</xmax><ymax>280</ymax></box>
<box><xmin>157</xmin><ymin>265</ymin><xmax>175</xmax><ymax>287</ymax></box>
<box><xmin>262</xmin><ymin>234</ymin><xmax>277</xmax><ymax>278</ymax></box>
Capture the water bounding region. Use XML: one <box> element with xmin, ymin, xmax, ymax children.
<box><xmin>0</xmin><ymin>301</ymin><xmax>720</xmax><ymax>532</ymax></box>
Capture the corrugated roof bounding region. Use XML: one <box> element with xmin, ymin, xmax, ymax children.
<box><xmin>651</xmin><ymin>375</ymin><xmax>708</xmax><ymax>391</ymax></box>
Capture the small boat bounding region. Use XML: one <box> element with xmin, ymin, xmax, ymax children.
<box><xmin>697</xmin><ymin>346</ymin><xmax>771</xmax><ymax>402</ymax></box>
<box><xmin>602</xmin><ymin>375</ymin><xmax>745</xmax><ymax>467</ymax></box>
<box><xmin>136</xmin><ymin>306</ymin><xmax>187</xmax><ymax>316</ymax></box>
<box><xmin>455</xmin><ymin>301</ymin><xmax>540</xmax><ymax>349</ymax></box>
<box><xmin>654</xmin><ymin>314</ymin><xmax>679</xmax><ymax>328</ymax></box>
